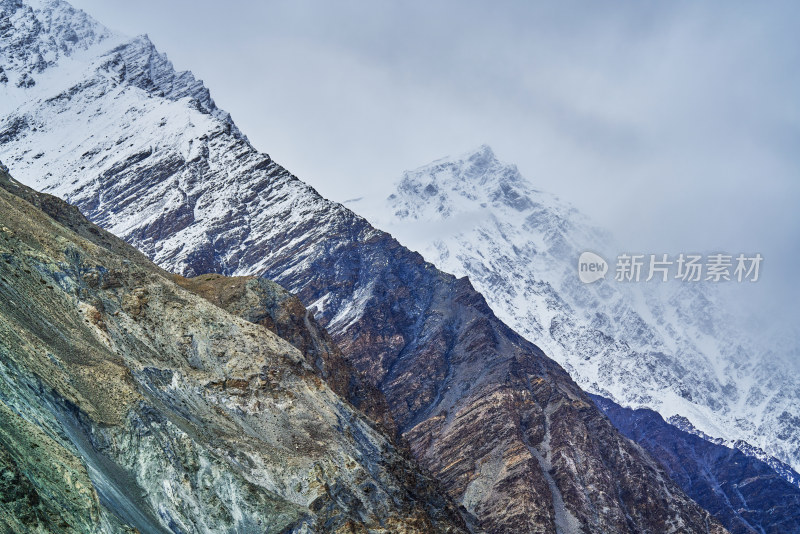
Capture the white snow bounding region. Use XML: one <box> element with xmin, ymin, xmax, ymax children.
<box><xmin>353</xmin><ymin>145</ymin><xmax>800</xmax><ymax>474</ymax></box>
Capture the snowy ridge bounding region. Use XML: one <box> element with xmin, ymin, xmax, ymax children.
<box><xmin>352</xmin><ymin>144</ymin><xmax>800</xmax><ymax>477</ymax></box>
<box><xmin>0</xmin><ymin>0</ymin><xmax>126</xmax><ymax>114</ymax></box>
<box><xmin>0</xmin><ymin>0</ymin><xmax>352</xmax><ymax>289</ymax></box>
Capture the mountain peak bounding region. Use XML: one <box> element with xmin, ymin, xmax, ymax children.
<box><xmin>0</xmin><ymin>1</ymin><xmax>245</xmax><ymax>140</ymax></box>
<box><xmin>464</xmin><ymin>143</ymin><xmax>496</xmax><ymax>164</ymax></box>
<box><xmin>387</xmin><ymin>145</ymin><xmax>536</xmax><ymax>221</ymax></box>
<box><xmin>435</xmin><ymin>144</ymin><xmax>527</xmax><ymax>189</ymax></box>
<box><xmin>435</xmin><ymin>143</ymin><xmax>503</xmax><ymax>180</ymax></box>
<box><xmin>0</xmin><ymin>0</ymin><xmax>120</xmax><ymax>103</ymax></box>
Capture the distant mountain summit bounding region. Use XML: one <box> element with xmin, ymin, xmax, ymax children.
<box><xmin>391</xmin><ymin>145</ymin><xmax>538</xmax><ymax>216</ymax></box>
<box><xmin>353</xmin><ymin>144</ymin><xmax>800</xmax><ymax>477</ymax></box>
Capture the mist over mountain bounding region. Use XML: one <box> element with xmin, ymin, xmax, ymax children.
<box><xmin>64</xmin><ymin>0</ymin><xmax>800</xmax><ymax>335</ymax></box>
<box><xmin>350</xmin><ymin>145</ymin><xmax>800</xmax><ymax>477</ymax></box>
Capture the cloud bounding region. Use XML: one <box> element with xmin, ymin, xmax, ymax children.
<box><xmin>67</xmin><ymin>0</ymin><xmax>800</xmax><ymax>334</ymax></box>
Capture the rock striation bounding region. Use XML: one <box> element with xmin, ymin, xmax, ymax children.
<box><xmin>0</xmin><ymin>165</ymin><xmax>467</xmax><ymax>533</ymax></box>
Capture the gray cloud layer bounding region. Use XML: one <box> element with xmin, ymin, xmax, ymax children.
<box><xmin>66</xmin><ymin>0</ymin><xmax>800</xmax><ymax>332</ymax></box>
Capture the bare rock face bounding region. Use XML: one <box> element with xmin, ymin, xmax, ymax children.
<box><xmin>0</xmin><ymin>167</ymin><xmax>468</xmax><ymax>533</ymax></box>
<box><xmin>291</xmin><ymin>241</ymin><xmax>727</xmax><ymax>533</ymax></box>
<box><xmin>593</xmin><ymin>394</ymin><xmax>800</xmax><ymax>534</ymax></box>
<box><xmin>171</xmin><ymin>272</ymin><xmax>398</xmax><ymax>438</ymax></box>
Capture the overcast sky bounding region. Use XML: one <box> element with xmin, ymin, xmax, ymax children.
<box><xmin>68</xmin><ymin>0</ymin><xmax>800</xmax><ymax>330</ymax></box>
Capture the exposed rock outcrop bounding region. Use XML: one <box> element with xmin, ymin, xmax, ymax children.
<box><xmin>0</xmin><ymin>166</ymin><xmax>467</xmax><ymax>533</ymax></box>
<box><xmin>172</xmin><ymin>273</ymin><xmax>398</xmax><ymax>438</ymax></box>
<box><xmin>593</xmin><ymin>394</ymin><xmax>800</xmax><ymax>534</ymax></box>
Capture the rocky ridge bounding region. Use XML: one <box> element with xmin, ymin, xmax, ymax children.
<box><xmin>0</xmin><ymin>165</ymin><xmax>467</xmax><ymax>533</ymax></box>
<box><xmin>592</xmin><ymin>394</ymin><xmax>800</xmax><ymax>534</ymax></box>
<box><xmin>170</xmin><ymin>272</ymin><xmax>398</xmax><ymax>438</ymax></box>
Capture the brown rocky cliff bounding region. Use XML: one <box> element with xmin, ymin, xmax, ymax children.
<box><xmin>276</xmin><ymin>232</ymin><xmax>729</xmax><ymax>533</ymax></box>
<box><xmin>0</xmin><ymin>167</ymin><xmax>468</xmax><ymax>533</ymax></box>
<box><xmin>171</xmin><ymin>272</ymin><xmax>398</xmax><ymax>437</ymax></box>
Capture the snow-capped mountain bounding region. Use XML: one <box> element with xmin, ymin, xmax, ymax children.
<box><xmin>351</xmin><ymin>144</ymin><xmax>800</xmax><ymax>476</ymax></box>
<box><xmin>0</xmin><ymin>2</ymin><xmax>732</xmax><ymax>531</ymax></box>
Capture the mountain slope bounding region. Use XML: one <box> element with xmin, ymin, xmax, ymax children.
<box><xmin>0</xmin><ymin>166</ymin><xmax>468</xmax><ymax>533</ymax></box>
<box><xmin>169</xmin><ymin>272</ymin><xmax>398</xmax><ymax>436</ymax></box>
<box><xmin>591</xmin><ymin>394</ymin><xmax>800</xmax><ymax>534</ymax></box>
<box><xmin>350</xmin><ymin>145</ymin><xmax>800</xmax><ymax>478</ymax></box>
<box><xmin>0</xmin><ymin>1</ymin><xmax>728</xmax><ymax>532</ymax></box>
